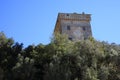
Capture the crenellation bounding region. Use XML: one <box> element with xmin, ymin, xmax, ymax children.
<box><xmin>59</xmin><ymin>13</ymin><xmax>91</xmax><ymax>21</ymax></box>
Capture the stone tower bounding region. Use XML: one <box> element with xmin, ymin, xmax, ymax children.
<box><xmin>54</xmin><ymin>12</ymin><xmax>92</xmax><ymax>41</ymax></box>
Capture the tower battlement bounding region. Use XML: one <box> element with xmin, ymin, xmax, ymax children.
<box><xmin>58</xmin><ymin>12</ymin><xmax>91</xmax><ymax>21</ymax></box>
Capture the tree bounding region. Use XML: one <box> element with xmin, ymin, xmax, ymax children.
<box><xmin>0</xmin><ymin>32</ymin><xmax>120</xmax><ymax>80</ymax></box>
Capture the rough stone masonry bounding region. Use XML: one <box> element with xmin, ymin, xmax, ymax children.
<box><xmin>54</xmin><ymin>12</ymin><xmax>92</xmax><ymax>41</ymax></box>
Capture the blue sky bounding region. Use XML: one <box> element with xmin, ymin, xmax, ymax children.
<box><xmin>0</xmin><ymin>0</ymin><xmax>120</xmax><ymax>47</ymax></box>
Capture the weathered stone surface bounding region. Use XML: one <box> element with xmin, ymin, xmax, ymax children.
<box><xmin>54</xmin><ymin>12</ymin><xmax>92</xmax><ymax>41</ymax></box>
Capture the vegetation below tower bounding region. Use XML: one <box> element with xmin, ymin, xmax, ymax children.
<box><xmin>0</xmin><ymin>32</ymin><xmax>120</xmax><ymax>80</ymax></box>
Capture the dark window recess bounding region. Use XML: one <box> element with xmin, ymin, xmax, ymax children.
<box><xmin>68</xmin><ymin>37</ymin><xmax>72</xmax><ymax>41</ymax></box>
<box><xmin>83</xmin><ymin>27</ymin><xmax>86</xmax><ymax>31</ymax></box>
<box><xmin>67</xmin><ymin>14</ymin><xmax>69</xmax><ymax>16</ymax></box>
<box><xmin>67</xmin><ymin>26</ymin><xmax>70</xmax><ymax>30</ymax></box>
<box><xmin>84</xmin><ymin>37</ymin><xmax>87</xmax><ymax>40</ymax></box>
<box><xmin>84</xmin><ymin>35</ymin><xmax>88</xmax><ymax>40</ymax></box>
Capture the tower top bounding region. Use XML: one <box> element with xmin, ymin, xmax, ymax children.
<box><xmin>57</xmin><ymin>12</ymin><xmax>91</xmax><ymax>21</ymax></box>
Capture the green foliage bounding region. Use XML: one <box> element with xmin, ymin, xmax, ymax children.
<box><xmin>0</xmin><ymin>32</ymin><xmax>120</xmax><ymax>80</ymax></box>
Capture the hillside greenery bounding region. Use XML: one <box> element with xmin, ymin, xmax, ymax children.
<box><xmin>0</xmin><ymin>32</ymin><xmax>120</xmax><ymax>80</ymax></box>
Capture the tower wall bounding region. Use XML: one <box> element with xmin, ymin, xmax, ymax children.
<box><xmin>54</xmin><ymin>12</ymin><xmax>92</xmax><ymax>41</ymax></box>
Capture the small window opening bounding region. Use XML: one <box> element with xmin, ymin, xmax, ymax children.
<box><xmin>67</xmin><ymin>14</ymin><xmax>69</xmax><ymax>16</ymax></box>
<box><xmin>67</xmin><ymin>25</ymin><xmax>70</xmax><ymax>30</ymax></box>
<box><xmin>68</xmin><ymin>37</ymin><xmax>72</xmax><ymax>41</ymax></box>
<box><xmin>83</xmin><ymin>27</ymin><xmax>86</xmax><ymax>31</ymax></box>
